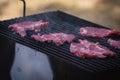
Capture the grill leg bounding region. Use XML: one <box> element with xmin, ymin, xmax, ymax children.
<box><xmin>0</xmin><ymin>35</ymin><xmax>15</xmax><ymax>80</ymax></box>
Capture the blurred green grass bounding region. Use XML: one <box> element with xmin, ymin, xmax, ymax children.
<box><xmin>0</xmin><ymin>0</ymin><xmax>120</xmax><ymax>30</ymax></box>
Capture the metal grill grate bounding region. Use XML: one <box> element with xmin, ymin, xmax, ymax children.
<box><xmin>0</xmin><ymin>11</ymin><xmax>120</xmax><ymax>73</ymax></box>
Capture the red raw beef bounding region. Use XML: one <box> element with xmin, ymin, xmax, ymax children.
<box><xmin>31</xmin><ymin>33</ymin><xmax>75</xmax><ymax>46</ymax></box>
<box><xmin>8</xmin><ymin>20</ymin><xmax>48</xmax><ymax>37</ymax></box>
<box><xmin>79</xmin><ymin>27</ymin><xmax>120</xmax><ymax>38</ymax></box>
<box><xmin>70</xmin><ymin>39</ymin><xmax>116</xmax><ymax>58</ymax></box>
<box><xmin>108</xmin><ymin>39</ymin><xmax>120</xmax><ymax>49</ymax></box>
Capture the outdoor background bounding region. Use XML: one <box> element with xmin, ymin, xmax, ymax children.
<box><xmin>0</xmin><ymin>0</ymin><xmax>120</xmax><ymax>31</ymax></box>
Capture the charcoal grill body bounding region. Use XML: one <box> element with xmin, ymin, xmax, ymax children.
<box><xmin>0</xmin><ymin>11</ymin><xmax>120</xmax><ymax>80</ymax></box>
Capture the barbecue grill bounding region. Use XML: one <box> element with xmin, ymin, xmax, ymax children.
<box><xmin>0</xmin><ymin>10</ymin><xmax>120</xmax><ymax>80</ymax></box>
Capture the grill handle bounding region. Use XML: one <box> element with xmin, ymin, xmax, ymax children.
<box><xmin>20</xmin><ymin>0</ymin><xmax>26</xmax><ymax>17</ymax></box>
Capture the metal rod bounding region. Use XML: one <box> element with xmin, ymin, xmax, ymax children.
<box><xmin>20</xmin><ymin>0</ymin><xmax>26</xmax><ymax>17</ymax></box>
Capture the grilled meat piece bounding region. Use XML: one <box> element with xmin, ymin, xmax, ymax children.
<box><xmin>8</xmin><ymin>20</ymin><xmax>48</xmax><ymax>37</ymax></box>
<box><xmin>70</xmin><ymin>39</ymin><xmax>116</xmax><ymax>58</ymax></box>
<box><xmin>31</xmin><ymin>33</ymin><xmax>75</xmax><ymax>46</ymax></box>
<box><xmin>79</xmin><ymin>27</ymin><xmax>120</xmax><ymax>38</ymax></box>
<box><xmin>108</xmin><ymin>39</ymin><xmax>120</xmax><ymax>49</ymax></box>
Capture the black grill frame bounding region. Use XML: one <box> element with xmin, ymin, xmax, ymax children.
<box><xmin>0</xmin><ymin>11</ymin><xmax>120</xmax><ymax>73</ymax></box>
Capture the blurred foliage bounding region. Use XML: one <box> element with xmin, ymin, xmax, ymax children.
<box><xmin>0</xmin><ymin>0</ymin><xmax>120</xmax><ymax>30</ymax></box>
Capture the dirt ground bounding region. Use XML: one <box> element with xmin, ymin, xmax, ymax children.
<box><xmin>0</xmin><ymin>0</ymin><xmax>120</xmax><ymax>31</ymax></box>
